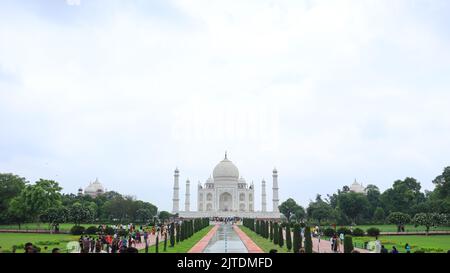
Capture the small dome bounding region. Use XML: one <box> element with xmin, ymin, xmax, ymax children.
<box><xmin>239</xmin><ymin>176</ymin><xmax>246</xmax><ymax>183</ymax></box>
<box><xmin>84</xmin><ymin>178</ymin><xmax>105</xmax><ymax>194</ymax></box>
<box><xmin>213</xmin><ymin>156</ymin><xmax>239</xmax><ymax>180</ymax></box>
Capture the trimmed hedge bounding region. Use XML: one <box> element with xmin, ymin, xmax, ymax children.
<box><xmin>344</xmin><ymin>235</ymin><xmax>354</xmax><ymax>253</ymax></box>
<box><xmin>70</xmin><ymin>225</ymin><xmax>86</xmax><ymax>235</ymax></box>
<box><xmin>352</xmin><ymin>228</ymin><xmax>365</xmax><ymax>237</ymax></box>
<box><xmin>85</xmin><ymin>226</ymin><xmax>98</xmax><ymax>235</ymax></box>
<box><xmin>366</xmin><ymin>227</ymin><xmax>380</xmax><ymax>237</ymax></box>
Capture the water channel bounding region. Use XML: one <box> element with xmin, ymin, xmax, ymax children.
<box><xmin>202</xmin><ymin>223</ymin><xmax>248</xmax><ymax>253</ymax></box>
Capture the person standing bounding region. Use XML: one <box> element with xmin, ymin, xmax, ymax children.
<box><xmin>391</xmin><ymin>246</ymin><xmax>399</xmax><ymax>254</ymax></box>
<box><xmin>405</xmin><ymin>244</ymin><xmax>411</xmax><ymax>253</ymax></box>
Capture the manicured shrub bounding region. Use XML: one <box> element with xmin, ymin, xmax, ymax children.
<box><xmin>285</xmin><ymin>225</ymin><xmax>292</xmax><ymax>252</ymax></box>
<box><xmin>85</xmin><ymin>226</ymin><xmax>98</xmax><ymax>235</ymax></box>
<box><xmin>323</xmin><ymin>227</ymin><xmax>336</xmax><ymax>237</ymax></box>
<box><xmin>155</xmin><ymin>235</ymin><xmax>159</xmax><ymax>253</ymax></box>
<box><xmin>344</xmin><ymin>235</ymin><xmax>354</xmax><ymax>253</ymax></box>
<box><xmin>293</xmin><ymin>224</ymin><xmax>301</xmax><ymax>253</ymax></box>
<box><xmin>273</xmin><ymin>223</ymin><xmax>279</xmax><ymax>245</ymax></box>
<box><xmin>352</xmin><ymin>228</ymin><xmax>365</xmax><ymax>237</ymax></box>
<box><xmin>170</xmin><ymin>223</ymin><xmax>175</xmax><ymax>247</ymax></box>
<box><xmin>366</xmin><ymin>227</ymin><xmax>380</xmax><ymax>237</ymax></box>
<box><xmin>70</xmin><ymin>225</ymin><xmax>85</xmax><ymax>235</ymax></box>
<box><xmin>304</xmin><ymin>226</ymin><xmax>312</xmax><ymax>253</ymax></box>
<box><xmin>337</xmin><ymin>227</ymin><xmax>351</xmax><ymax>235</ymax></box>
<box><xmin>278</xmin><ymin>225</ymin><xmax>284</xmax><ymax>248</ymax></box>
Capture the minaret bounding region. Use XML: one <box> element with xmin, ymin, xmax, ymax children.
<box><xmin>172</xmin><ymin>168</ymin><xmax>180</xmax><ymax>213</ymax></box>
<box><xmin>185</xmin><ymin>179</ymin><xmax>190</xmax><ymax>212</ymax></box>
<box><xmin>272</xmin><ymin>168</ymin><xmax>279</xmax><ymax>212</ymax></box>
<box><xmin>261</xmin><ymin>179</ymin><xmax>267</xmax><ymax>212</ymax></box>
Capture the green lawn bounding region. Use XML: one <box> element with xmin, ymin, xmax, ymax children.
<box><xmin>139</xmin><ymin>225</ymin><xmax>214</xmax><ymax>253</ymax></box>
<box><xmin>239</xmin><ymin>226</ymin><xmax>290</xmax><ymax>253</ymax></box>
<box><xmin>352</xmin><ymin>235</ymin><xmax>450</xmax><ymax>253</ymax></box>
<box><xmin>0</xmin><ymin>233</ymin><xmax>80</xmax><ymax>253</ymax></box>
<box><xmin>351</xmin><ymin>225</ymin><xmax>450</xmax><ymax>233</ymax></box>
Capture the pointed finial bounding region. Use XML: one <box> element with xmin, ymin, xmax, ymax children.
<box><xmin>225</xmin><ymin>151</ymin><xmax>228</xmax><ymax>159</ymax></box>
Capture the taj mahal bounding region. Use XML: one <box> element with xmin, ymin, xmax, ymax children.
<box><xmin>172</xmin><ymin>153</ymin><xmax>282</xmax><ymax>219</ymax></box>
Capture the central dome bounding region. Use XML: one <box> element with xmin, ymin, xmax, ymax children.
<box><xmin>213</xmin><ymin>155</ymin><xmax>239</xmax><ymax>180</ymax></box>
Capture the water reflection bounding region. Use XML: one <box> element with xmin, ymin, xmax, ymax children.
<box><xmin>203</xmin><ymin>223</ymin><xmax>248</xmax><ymax>253</ymax></box>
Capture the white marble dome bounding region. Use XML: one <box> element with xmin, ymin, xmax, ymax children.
<box><xmin>84</xmin><ymin>178</ymin><xmax>105</xmax><ymax>197</ymax></box>
<box><xmin>213</xmin><ymin>155</ymin><xmax>239</xmax><ymax>180</ymax></box>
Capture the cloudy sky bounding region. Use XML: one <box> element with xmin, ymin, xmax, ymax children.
<box><xmin>1</xmin><ymin>0</ymin><xmax>450</xmax><ymax>211</ymax></box>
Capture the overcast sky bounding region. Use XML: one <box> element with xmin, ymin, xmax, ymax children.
<box><xmin>1</xmin><ymin>0</ymin><xmax>450</xmax><ymax>211</ymax></box>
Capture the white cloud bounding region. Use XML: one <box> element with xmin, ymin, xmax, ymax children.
<box><xmin>1</xmin><ymin>0</ymin><xmax>449</xmax><ymax>210</ymax></box>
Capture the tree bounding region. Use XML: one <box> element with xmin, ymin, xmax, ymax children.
<box><xmin>158</xmin><ymin>211</ymin><xmax>172</xmax><ymax>221</ymax></box>
<box><xmin>285</xmin><ymin>224</ymin><xmax>292</xmax><ymax>252</ymax></box>
<box><xmin>373</xmin><ymin>207</ymin><xmax>385</xmax><ymax>224</ymax></box>
<box><xmin>278</xmin><ymin>225</ymin><xmax>284</xmax><ymax>248</ymax></box>
<box><xmin>432</xmin><ymin>166</ymin><xmax>450</xmax><ymax>199</ymax></box>
<box><xmin>412</xmin><ymin>213</ymin><xmax>447</xmax><ymax>235</ymax></box>
<box><xmin>8</xmin><ymin>179</ymin><xmax>62</xmax><ymax>223</ymax></box>
<box><xmin>381</xmin><ymin>177</ymin><xmax>425</xmax><ymax>215</ymax></box>
<box><xmin>273</xmin><ymin>223</ymin><xmax>279</xmax><ymax>245</ymax></box>
<box><xmin>337</xmin><ymin>192</ymin><xmax>370</xmax><ymax>225</ymax></box>
<box><xmin>343</xmin><ymin>235</ymin><xmax>354</xmax><ymax>253</ymax></box>
<box><xmin>292</xmin><ymin>224</ymin><xmax>301</xmax><ymax>253</ymax></box>
<box><xmin>304</xmin><ymin>226</ymin><xmax>312</xmax><ymax>253</ymax></box>
<box><xmin>279</xmin><ymin>198</ymin><xmax>305</xmax><ymax>222</ymax></box>
<box><xmin>7</xmin><ymin>197</ymin><xmax>29</xmax><ymax>229</ymax></box>
<box><xmin>136</xmin><ymin>208</ymin><xmax>152</xmax><ymax>223</ymax></box>
<box><xmin>69</xmin><ymin>202</ymin><xmax>92</xmax><ymax>226</ymax></box>
<box><xmin>387</xmin><ymin>212</ymin><xmax>411</xmax><ymax>232</ymax></box>
<box><xmin>307</xmin><ymin>196</ymin><xmax>334</xmax><ymax>225</ymax></box>
<box><xmin>0</xmin><ymin>173</ymin><xmax>27</xmax><ymax>223</ymax></box>
<box><xmin>40</xmin><ymin>207</ymin><xmax>68</xmax><ymax>231</ymax></box>
<box><xmin>170</xmin><ymin>223</ymin><xmax>175</xmax><ymax>247</ymax></box>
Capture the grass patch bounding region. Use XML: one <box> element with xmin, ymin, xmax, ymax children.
<box><xmin>139</xmin><ymin>225</ymin><xmax>214</xmax><ymax>253</ymax></box>
<box><xmin>353</xmin><ymin>235</ymin><xmax>450</xmax><ymax>253</ymax></box>
<box><xmin>325</xmin><ymin>224</ymin><xmax>450</xmax><ymax>233</ymax></box>
<box><xmin>239</xmin><ymin>226</ymin><xmax>290</xmax><ymax>253</ymax></box>
<box><xmin>0</xmin><ymin>233</ymin><xmax>80</xmax><ymax>253</ymax></box>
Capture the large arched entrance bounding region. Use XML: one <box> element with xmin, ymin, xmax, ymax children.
<box><xmin>219</xmin><ymin>192</ymin><xmax>232</xmax><ymax>211</ymax></box>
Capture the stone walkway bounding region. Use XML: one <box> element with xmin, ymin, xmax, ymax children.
<box><xmin>311</xmin><ymin>237</ymin><xmax>370</xmax><ymax>253</ymax></box>
<box><xmin>233</xmin><ymin>225</ymin><xmax>264</xmax><ymax>253</ymax></box>
<box><xmin>281</xmin><ymin>230</ymin><xmax>370</xmax><ymax>253</ymax></box>
<box><xmin>188</xmin><ymin>224</ymin><xmax>220</xmax><ymax>253</ymax></box>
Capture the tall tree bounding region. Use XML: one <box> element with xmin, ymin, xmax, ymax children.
<box><xmin>387</xmin><ymin>212</ymin><xmax>411</xmax><ymax>232</ymax></box>
<box><xmin>412</xmin><ymin>213</ymin><xmax>447</xmax><ymax>235</ymax></box>
<box><xmin>381</xmin><ymin>177</ymin><xmax>425</xmax><ymax>215</ymax></box>
<box><xmin>337</xmin><ymin>192</ymin><xmax>370</xmax><ymax>224</ymax></box>
<box><xmin>0</xmin><ymin>173</ymin><xmax>27</xmax><ymax>223</ymax></box>
<box><xmin>9</xmin><ymin>179</ymin><xmax>62</xmax><ymax>223</ymax></box>
<box><xmin>279</xmin><ymin>198</ymin><xmax>305</xmax><ymax>222</ymax></box>
<box><xmin>307</xmin><ymin>195</ymin><xmax>334</xmax><ymax>225</ymax></box>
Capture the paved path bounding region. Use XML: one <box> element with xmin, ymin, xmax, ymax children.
<box><xmin>281</xmin><ymin>230</ymin><xmax>370</xmax><ymax>253</ymax></box>
<box><xmin>188</xmin><ymin>224</ymin><xmax>220</xmax><ymax>253</ymax></box>
<box><xmin>233</xmin><ymin>225</ymin><xmax>264</xmax><ymax>253</ymax></box>
<box><xmin>311</xmin><ymin>237</ymin><xmax>370</xmax><ymax>253</ymax></box>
